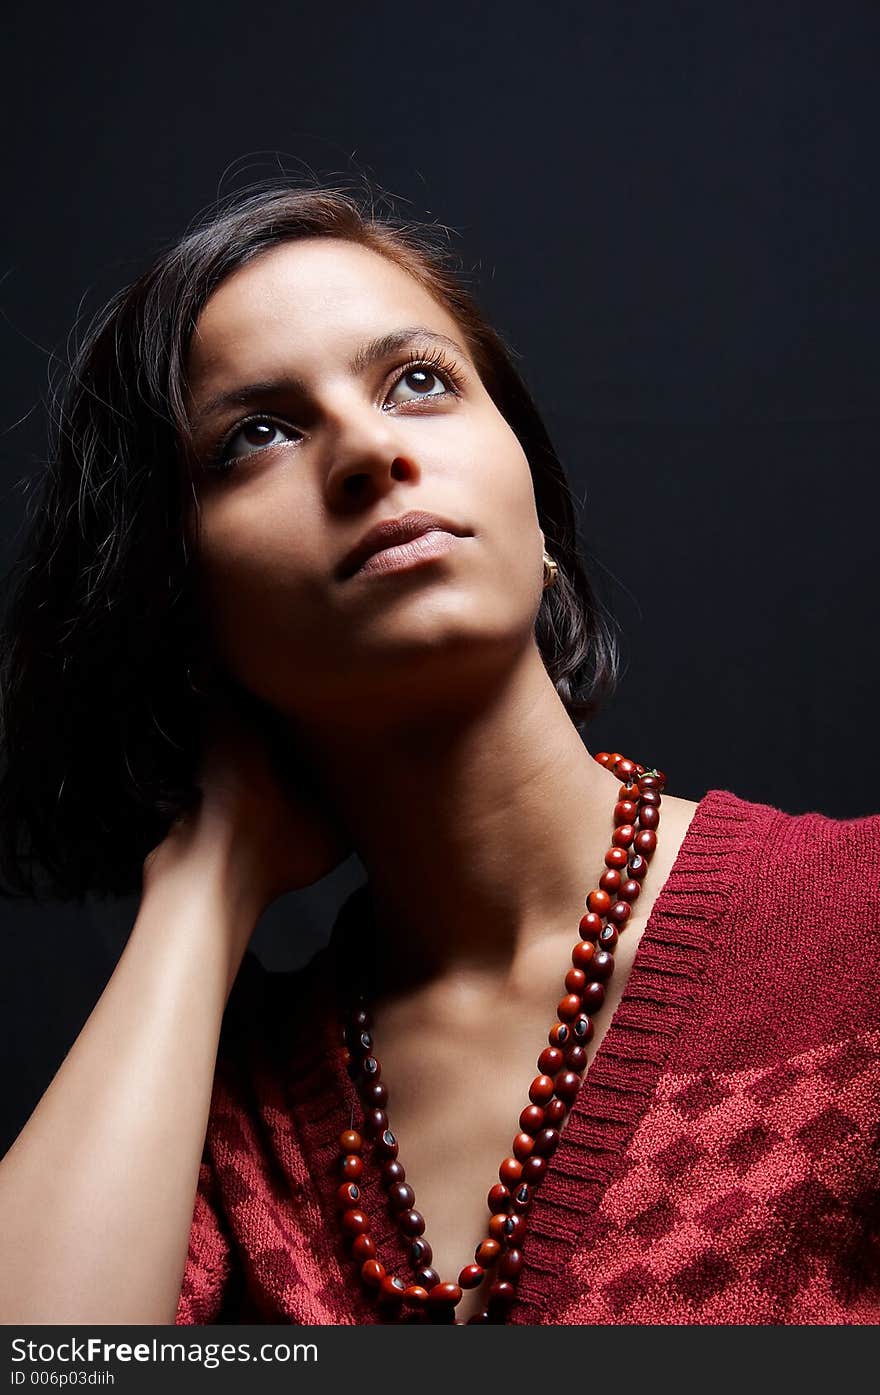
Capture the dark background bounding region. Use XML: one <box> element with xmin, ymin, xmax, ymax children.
<box><xmin>1</xmin><ymin>2</ymin><xmax>878</xmax><ymax>1154</ymax></box>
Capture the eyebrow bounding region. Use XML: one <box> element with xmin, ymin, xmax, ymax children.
<box><xmin>189</xmin><ymin>325</ymin><xmax>470</xmax><ymax>433</ymax></box>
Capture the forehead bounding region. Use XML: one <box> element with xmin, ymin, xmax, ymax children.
<box><xmin>187</xmin><ymin>237</ymin><xmax>463</xmax><ymax>382</ymax></box>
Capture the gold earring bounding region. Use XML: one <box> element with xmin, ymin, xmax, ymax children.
<box><xmin>542</xmin><ymin>548</ymin><xmax>558</xmax><ymax>590</ymax></box>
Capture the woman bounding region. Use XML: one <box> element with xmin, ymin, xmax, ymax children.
<box><xmin>0</xmin><ymin>181</ymin><xmax>877</xmax><ymax>1326</ymax></box>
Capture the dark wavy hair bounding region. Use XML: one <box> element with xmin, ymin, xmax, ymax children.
<box><xmin>0</xmin><ymin>178</ymin><xmax>621</xmax><ymax>904</ymax></box>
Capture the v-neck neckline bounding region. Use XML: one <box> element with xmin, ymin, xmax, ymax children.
<box><xmin>280</xmin><ymin>787</ymin><xmax>759</xmax><ymax>1324</ymax></box>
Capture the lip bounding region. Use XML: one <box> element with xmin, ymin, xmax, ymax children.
<box><xmin>337</xmin><ymin>510</ymin><xmax>471</xmax><ymax>581</ymax></box>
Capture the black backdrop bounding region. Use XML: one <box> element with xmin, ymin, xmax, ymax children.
<box><xmin>1</xmin><ymin>1</ymin><xmax>878</xmax><ymax>1153</ymax></box>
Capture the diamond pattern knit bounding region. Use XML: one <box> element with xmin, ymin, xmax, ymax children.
<box><xmin>175</xmin><ymin>788</ymin><xmax>880</xmax><ymax>1325</ymax></box>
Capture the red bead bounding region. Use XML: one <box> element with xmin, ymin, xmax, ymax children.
<box><xmin>582</xmin><ymin>981</ymin><xmax>606</xmax><ymax>1012</ymax></box>
<box><xmin>598</xmin><ymin>924</ymin><xmax>619</xmax><ymax>949</ymax></box>
<box><xmin>340</xmin><ymin>1154</ymin><xmax>363</xmax><ymax>1180</ymax></box>
<box><xmin>336</xmin><ymin>1182</ymin><xmax>361</xmax><ymax>1208</ymax></box>
<box><xmin>388</xmin><ymin>1182</ymin><xmax>415</xmax><ymax>1211</ymax></box>
<box><xmin>382</xmin><ymin>1159</ymin><xmax>405</xmax><ymax>1185</ymax></box>
<box><xmin>361</xmin><ymin>1056</ymin><xmax>381</xmax><ymax>1080</ymax></box>
<box><xmin>475</xmin><ymin>1238</ymin><xmax>502</xmax><ymax>1266</ymax></box>
<box><xmin>512</xmin><ymin>1182</ymin><xmax>531</xmax><ymax>1213</ymax></box>
<box><xmin>519</xmin><ymin>1104</ymin><xmax>544</xmax><ymax>1134</ymax></box>
<box><xmin>363</xmin><ymin>1108</ymin><xmax>388</xmax><ymax>1137</ymax></box>
<box><xmin>566</xmin><ymin>1044</ymin><xmax>588</xmax><ymax>1071</ymax></box>
<box><xmin>619</xmin><ymin>879</ymin><xmax>641</xmax><ymax>903</ymax></box>
<box><xmin>377</xmin><ymin>1127</ymin><xmax>399</xmax><ymax>1158</ymax></box>
<box><xmin>459</xmin><ymin>1264</ymin><xmax>485</xmax><ymax>1289</ymax></box>
<box><xmin>544</xmin><ymin>1096</ymin><xmax>567</xmax><ymax>1125</ymax></box>
<box><xmin>638</xmin><ymin>805</ymin><xmax>660</xmax><ymax>830</ymax></box>
<box><xmin>554</xmin><ymin>1070</ymin><xmax>581</xmax><ymax>1103</ymax></box>
<box><xmin>611</xmin><ymin>824</ymin><xmax>635</xmax><ymax>849</ymax></box>
<box><xmin>615</xmin><ymin>758</ymin><xmax>637</xmax><ymax>781</ymax></box>
<box><xmin>529</xmin><ymin>1074</ymin><xmax>555</xmax><ymax>1105</ymax></box>
<box><xmin>587</xmin><ymin>889</ymin><xmax>612</xmax><ymax>915</ymax></box>
<box><xmin>352</xmin><ymin>1233</ymin><xmax>376</xmax><ymax>1261</ymax></box>
<box><xmin>489</xmin><ymin>1212</ymin><xmax>512</xmax><ymax>1242</ymax></box>
<box><xmin>502</xmin><ymin>1213</ymin><xmax>527</xmax><ymax>1245</ymax></box>
<box><xmin>609</xmin><ymin>900</ymin><xmax>632</xmax><ymax>926</ymax></box>
<box><xmin>628</xmin><ymin>854</ymin><xmax>649</xmax><ymax>880</ymax></box>
<box><xmin>564</xmin><ymin>968</ymin><xmax>586</xmax><ymax>995</ymax></box>
<box><xmin>360</xmin><ymin>1259</ymin><xmax>385</xmax><ymax>1287</ymax></box>
<box><xmin>410</xmin><ymin>1238</ymin><xmax>432</xmax><ymax>1266</ymax></box>
<box><xmin>594</xmin><ymin>751</ymin><xmax>614</xmax><ymax>767</ymax></box>
<box><xmin>467</xmin><ymin>1310</ymin><xmax>490</xmax><ymax>1324</ymax></box>
<box><xmin>339</xmin><ymin>1129</ymin><xmax>362</xmax><ymax>1153</ymax></box>
<box><xmin>604</xmin><ymin>846</ymin><xmax>629</xmax><ymax>870</ymax></box>
<box><xmin>591</xmin><ymin>949</ymin><xmax>615</xmax><ymax>980</ymax></box>
<box><xmin>513</xmin><ymin>1131</ymin><xmax>535</xmax><ymax>1161</ymax></box>
<box><xmin>548</xmin><ymin>1023</ymin><xmax>571</xmax><ymax>1047</ymax></box>
<box><xmin>579</xmin><ymin>912</ymin><xmax>604</xmax><ymax>939</ymax></box>
<box><xmin>634</xmin><ymin>829</ymin><xmax>657</xmax><ymax>857</ymax></box>
<box><xmin>533</xmin><ymin>1127</ymin><xmax>560</xmax><ymax>1157</ymax></box>
<box><xmin>599</xmin><ymin>869</ymin><xmax>622</xmax><ymax>896</ymax></box>
<box><xmin>379</xmin><ymin>1275</ymin><xmax>407</xmax><ymax>1302</ymax></box>
<box><xmin>639</xmin><ymin>789</ymin><xmax>661</xmax><ymax>807</ymax></box>
<box><xmin>415</xmin><ymin>1266</ymin><xmax>440</xmax><ymax>1289</ymax></box>
<box><xmin>557</xmin><ymin>994</ymin><xmax>582</xmax><ymax>1022</ymax></box>
<box><xmin>520</xmin><ymin>1154</ymin><xmax>548</xmax><ymax>1185</ymax></box>
<box><xmin>428</xmin><ymin>1282</ymin><xmax>463</xmax><ymax>1307</ymax></box>
<box><xmin>487</xmin><ymin>1183</ymin><xmax>511</xmax><ymax>1211</ymax></box>
<box><xmin>572</xmin><ymin>1014</ymin><xmax>593</xmax><ymax>1043</ymax></box>
<box><xmin>572</xmin><ymin>941</ymin><xmax>596</xmax><ymax>971</ymax></box>
<box><xmin>614</xmin><ymin>799</ymin><xmax>638</xmax><ymax>825</ymax></box>
<box><xmin>499</xmin><ymin>1156</ymin><xmax>522</xmax><ymax>1185</ymax></box>
<box><xmin>498</xmin><ymin>1247</ymin><xmax>524</xmax><ymax>1279</ymax></box>
<box><xmin>637</xmin><ymin>774</ymin><xmax>660</xmax><ymax>791</ymax></box>
<box><xmin>342</xmin><ymin>1208</ymin><xmax>370</xmax><ymax>1236</ymax></box>
<box><xmin>403</xmin><ymin>1285</ymin><xmax>429</xmax><ymax>1307</ymax></box>
<box><xmin>487</xmin><ymin>1280</ymin><xmax>517</xmax><ymax>1307</ymax></box>
<box><xmin>538</xmin><ymin>1046</ymin><xmax>565</xmax><ymax>1074</ymax></box>
<box><xmin>364</xmin><ymin>1080</ymin><xmax>388</xmax><ymax>1107</ymax></box>
<box><xmin>398</xmin><ymin>1209</ymin><xmax>425</xmax><ymax>1236</ymax></box>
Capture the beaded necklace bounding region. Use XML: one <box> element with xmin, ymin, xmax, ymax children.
<box><xmin>331</xmin><ymin>751</ymin><xmax>665</xmax><ymax>1323</ymax></box>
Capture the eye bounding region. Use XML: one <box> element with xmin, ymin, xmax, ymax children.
<box><xmin>219</xmin><ymin>418</ymin><xmax>300</xmax><ymax>464</ymax></box>
<box><xmin>386</xmin><ymin>363</ymin><xmax>453</xmax><ymax>406</ymax></box>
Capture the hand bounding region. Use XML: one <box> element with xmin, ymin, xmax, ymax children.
<box><xmin>144</xmin><ymin>684</ymin><xmax>354</xmax><ymax>913</ymax></box>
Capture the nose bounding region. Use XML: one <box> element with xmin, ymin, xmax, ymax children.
<box><xmin>324</xmin><ymin>400</ymin><xmax>420</xmax><ymax>502</ymax></box>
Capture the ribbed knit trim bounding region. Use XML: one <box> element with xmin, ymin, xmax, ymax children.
<box><xmin>272</xmin><ymin>786</ymin><xmax>772</xmax><ymax>1325</ymax></box>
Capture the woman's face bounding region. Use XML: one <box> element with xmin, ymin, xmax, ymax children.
<box><xmin>184</xmin><ymin>237</ymin><xmax>546</xmax><ymax>727</ymax></box>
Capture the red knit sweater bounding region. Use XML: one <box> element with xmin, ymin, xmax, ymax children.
<box><xmin>175</xmin><ymin>788</ymin><xmax>880</xmax><ymax>1325</ymax></box>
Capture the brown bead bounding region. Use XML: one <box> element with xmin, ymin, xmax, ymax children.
<box><xmin>352</xmin><ymin>1233</ymin><xmax>376</xmax><ymax>1261</ymax></box>
<box><xmin>467</xmin><ymin>1310</ymin><xmax>491</xmax><ymax>1324</ymax></box>
<box><xmin>382</xmin><ymin>1159</ymin><xmax>405</xmax><ymax>1185</ymax></box>
<box><xmin>582</xmin><ymin>981</ymin><xmax>606</xmax><ymax>1012</ymax></box>
<box><xmin>341</xmin><ymin>1207</ymin><xmax>370</xmax><ymax>1236</ymax></box>
<box><xmin>427</xmin><ymin>1282</ymin><xmax>463</xmax><ymax>1306</ymax></box>
<box><xmin>487</xmin><ymin>1280</ymin><xmax>517</xmax><ymax>1307</ymax></box>
<box><xmin>587</xmin><ymin>889</ymin><xmax>612</xmax><ymax>915</ymax></box>
<box><xmin>387</xmin><ymin>1182</ymin><xmax>415</xmax><ymax>1212</ymax></box>
<box><xmin>638</xmin><ymin>805</ymin><xmax>660</xmax><ymax>830</ymax></box>
<box><xmin>615</xmin><ymin>758</ymin><xmax>638</xmax><ymax>781</ymax></box>
<box><xmin>544</xmin><ymin>1096</ymin><xmax>567</xmax><ymax>1125</ymax></box>
<box><xmin>628</xmin><ymin>853</ymin><xmax>649</xmax><ymax>880</ymax></box>
<box><xmin>410</xmin><ymin>1238</ymin><xmax>432</xmax><ymax>1267</ymax></box>
<box><xmin>604</xmin><ymin>846</ymin><xmax>629</xmax><ymax>870</ymax></box>
<box><xmin>458</xmin><ymin>1263</ymin><xmax>485</xmax><ymax>1289</ymax></box>
<box><xmin>599</xmin><ymin>869</ymin><xmax>622</xmax><ymax>896</ymax></box>
<box><xmin>554</xmin><ymin>1070</ymin><xmax>581</xmax><ymax>1103</ymax></box>
<box><xmin>361</xmin><ymin>1055</ymin><xmax>380</xmax><ymax>1080</ymax></box>
<box><xmin>498</xmin><ymin>1247</ymin><xmax>524</xmax><ymax>1279</ymax></box>
<box><xmin>336</xmin><ymin>1181</ymin><xmax>361</xmax><ymax>1208</ymax></box>
<box><xmin>529</xmin><ymin>1074</ymin><xmax>555</xmax><ymax>1105</ymax></box>
<box><xmin>537</xmin><ymin>1046</ymin><xmax>565</xmax><ymax>1075</ymax></box>
<box><xmin>614</xmin><ymin>799</ymin><xmax>639</xmax><ymax>825</ymax></box>
<box><xmin>415</xmin><ymin>1266</ymin><xmax>440</xmax><ymax>1289</ymax></box>
<box><xmin>637</xmin><ymin>773</ymin><xmax>661</xmax><ymax>791</ymax></box>
<box><xmin>548</xmin><ymin>1023</ymin><xmax>570</xmax><ymax>1047</ymax></box>
<box><xmin>618</xmin><ymin>879</ymin><xmax>641</xmax><ymax>903</ymax></box>
<box><xmin>572</xmin><ymin>941</ymin><xmax>596</xmax><ymax>971</ymax></box>
<box><xmin>499</xmin><ymin>1155</ymin><xmax>522</xmax><ymax>1185</ymax></box>
<box><xmin>611</xmin><ymin>824</ymin><xmax>635</xmax><ymax>850</ymax></box>
<box><xmin>364</xmin><ymin>1080</ymin><xmax>389</xmax><ymax>1107</ymax></box>
<box><xmin>609</xmin><ymin>901</ymin><xmax>632</xmax><ymax>927</ymax></box>
<box><xmin>634</xmin><ymin>828</ymin><xmax>657</xmax><ymax>857</ymax></box>
<box><xmin>563</xmin><ymin>968</ymin><xmax>586</xmax><ymax>995</ymax></box>
<box><xmin>572</xmin><ymin>1014</ymin><xmax>593</xmax><ymax>1044</ymax></box>
<box><xmin>379</xmin><ymin>1275</ymin><xmax>407</xmax><ymax>1302</ymax></box>
<box><xmin>598</xmin><ymin>923</ymin><xmax>619</xmax><ymax>949</ymax></box>
<box><xmin>579</xmin><ymin>912</ymin><xmax>604</xmax><ymax>939</ymax></box>
<box><xmin>591</xmin><ymin>949</ymin><xmax>616</xmax><ymax>980</ymax></box>
<box><xmin>520</xmin><ymin>1154</ymin><xmax>548</xmax><ymax>1185</ymax></box>
<box><xmin>348</xmin><ymin>1006</ymin><xmax>371</xmax><ymax>1031</ymax></box>
<box><xmin>519</xmin><ymin>1105</ymin><xmax>544</xmax><ymax>1134</ymax></box>
<box><xmin>377</xmin><ymin>1127</ymin><xmax>399</xmax><ymax>1158</ymax></box>
<box><xmin>566</xmin><ymin>1044</ymin><xmax>588</xmax><ymax>1072</ymax></box>
<box><xmin>360</xmin><ymin>1259</ymin><xmax>385</xmax><ymax>1288</ymax></box>
<box><xmin>533</xmin><ymin>1127</ymin><xmax>560</xmax><ymax>1157</ymax></box>
<box><xmin>340</xmin><ymin>1154</ymin><xmax>363</xmax><ymax>1180</ymax></box>
<box><xmin>512</xmin><ymin>1183</ymin><xmax>531</xmax><ymax>1213</ymax></box>
<box><xmin>403</xmin><ymin>1285</ymin><xmax>429</xmax><ymax>1306</ymax></box>
<box><xmin>502</xmin><ymin>1213</ymin><xmax>527</xmax><ymax>1245</ymax></box>
<box><xmin>489</xmin><ymin>1211</ymin><xmax>512</xmax><ymax>1242</ymax></box>
<box><xmin>557</xmin><ymin>994</ymin><xmax>582</xmax><ymax>1022</ymax></box>
<box><xmin>339</xmin><ymin>1129</ymin><xmax>362</xmax><ymax>1153</ymax></box>
<box><xmin>475</xmin><ymin>1238</ymin><xmax>502</xmax><ymax>1266</ymax></box>
<box><xmin>363</xmin><ymin>1108</ymin><xmax>388</xmax><ymax>1137</ymax></box>
<box><xmin>513</xmin><ymin>1131</ymin><xmax>535</xmax><ymax>1161</ymax></box>
<box><xmin>398</xmin><ymin>1208</ymin><xmax>426</xmax><ymax>1236</ymax></box>
<box><xmin>487</xmin><ymin>1183</ymin><xmax>511</xmax><ymax>1211</ymax></box>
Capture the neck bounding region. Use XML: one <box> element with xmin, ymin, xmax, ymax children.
<box><xmin>284</xmin><ymin>644</ymin><xmax>623</xmax><ymax>1005</ymax></box>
